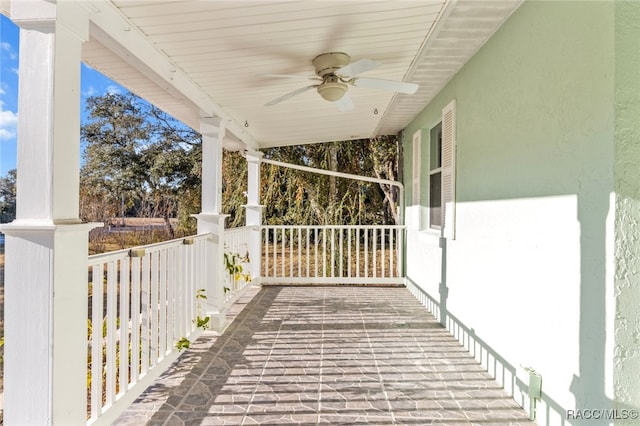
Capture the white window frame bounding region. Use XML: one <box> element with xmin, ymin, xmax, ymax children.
<box><xmin>428</xmin><ymin>122</ymin><xmax>442</xmax><ymax>231</ymax></box>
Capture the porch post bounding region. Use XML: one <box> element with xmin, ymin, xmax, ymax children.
<box><xmin>1</xmin><ymin>1</ymin><xmax>98</xmax><ymax>424</ymax></box>
<box><xmin>194</xmin><ymin>117</ymin><xmax>228</xmax><ymax>330</ymax></box>
<box><xmin>244</xmin><ymin>150</ymin><xmax>263</xmax><ymax>284</ymax></box>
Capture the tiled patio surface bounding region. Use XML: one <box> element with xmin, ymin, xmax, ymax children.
<box><xmin>115</xmin><ymin>286</ymin><xmax>535</xmax><ymax>425</ymax></box>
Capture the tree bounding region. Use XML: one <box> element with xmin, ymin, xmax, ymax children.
<box><xmin>0</xmin><ymin>169</ymin><xmax>16</xmax><ymax>223</ymax></box>
<box><xmin>261</xmin><ymin>137</ymin><xmax>401</xmax><ymax>226</ymax></box>
<box><xmin>221</xmin><ymin>150</ymin><xmax>247</xmax><ymax>228</ymax></box>
<box><xmin>370</xmin><ymin>135</ymin><xmax>402</xmax><ymax>225</ymax></box>
<box><xmin>81</xmin><ymin>92</ymin><xmax>202</xmax><ymax>237</ymax></box>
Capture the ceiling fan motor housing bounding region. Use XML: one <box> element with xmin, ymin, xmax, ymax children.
<box><xmin>313</xmin><ymin>52</ymin><xmax>350</xmax><ymax>77</ymax></box>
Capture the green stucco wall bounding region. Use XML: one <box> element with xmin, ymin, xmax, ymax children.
<box><xmin>403</xmin><ymin>1</ymin><xmax>627</xmax><ymax>422</ymax></box>
<box><xmin>614</xmin><ymin>0</ymin><xmax>640</xmax><ymax>412</ymax></box>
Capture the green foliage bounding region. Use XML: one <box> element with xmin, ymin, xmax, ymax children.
<box><xmin>222</xmin><ymin>151</ymin><xmax>247</xmax><ymax>228</ymax></box>
<box><xmin>195</xmin><ymin>288</ymin><xmax>210</xmax><ymax>330</ymax></box>
<box><xmin>0</xmin><ymin>168</ymin><xmax>16</xmax><ymax>223</ymax></box>
<box><xmin>176</xmin><ymin>288</ymin><xmax>210</xmax><ymax>351</ymax></box>
<box><xmin>196</xmin><ymin>288</ymin><xmax>208</xmax><ymax>300</ymax></box>
<box><xmin>196</xmin><ymin>316</ymin><xmax>210</xmax><ymax>329</ymax></box>
<box><xmin>175</xmin><ymin>337</ymin><xmax>190</xmax><ymax>351</ymax></box>
<box><xmin>224</xmin><ymin>250</ymin><xmax>251</xmax><ymax>284</ymax></box>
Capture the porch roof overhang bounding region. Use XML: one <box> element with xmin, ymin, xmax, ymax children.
<box><xmin>4</xmin><ymin>0</ymin><xmax>522</xmax><ymax>151</ymax></box>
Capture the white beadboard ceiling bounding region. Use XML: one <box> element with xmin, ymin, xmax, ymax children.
<box><xmin>77</xmin><ymin>0</ymin><xmax>522</xmax><ymax>150</ymax></box>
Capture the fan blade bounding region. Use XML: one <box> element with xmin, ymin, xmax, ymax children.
<box><xmin>352</xmin><ymin>77</ymin><xmax>418</xmax><ymax>94</ymax></box>
<box><xmin>265</xmin><ymin>85</ymin><xmax>318</xmax><ymax>106</ymax></box>
<box><xmin>336</xmin><ymin>93</ymin><xmax>354</xmax><ymax>112</ymax></box>
<box><xmin>337</xmin><ymin>59</ymin><xmax>381</xmax><ymax>77</ymax></box>
<box><xmin>258</xmin><ymin>74</ymin><xmax>319</xmax><ymax>81</ymax></box>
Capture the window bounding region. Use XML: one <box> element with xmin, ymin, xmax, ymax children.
<box><xmin>428</xmin><ymin>100</ymin><xmax>456</xmax><ymax>239</ymax></box>
<box><xmin>429</xmin><ymin>123</ymin><xmax>442</xmax><ymax>229</ymax></box>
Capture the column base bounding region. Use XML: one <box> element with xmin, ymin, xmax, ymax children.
<box><xmin>208</xmin><ymin>311</ymin><xmax>229</xmax><ymax>333</ymax></box>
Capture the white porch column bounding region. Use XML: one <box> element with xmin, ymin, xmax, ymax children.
<box><xmin>1</xmin><ymin>1</ymin><xmax>98</xmax><ymax>424</ymax></box>
<box><xmin>244</xmin><ymin>150</ymin><xmax>263</xmax><ymax>283</ymax></box>
<box><xmin>194</xmin><ymin>117</ymin><xmax>228</xmax><ymax>330</ymax></box>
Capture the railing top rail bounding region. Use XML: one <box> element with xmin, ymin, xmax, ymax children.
<box><xmin>88</xmin><ymin>233</ymin><xmax>210</xmax><ymax>265</ymax></box>
<box><xmin>225</xmin><ymin>226</ymin><xmax>253</xmax><ymax>234</ymax></box>
<box><xmin>261</xmin><ymin>225</ymin><xmax>406</xmax><ymax>230</ymax></box>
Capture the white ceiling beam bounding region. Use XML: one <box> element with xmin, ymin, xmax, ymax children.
<box><xmin>78</xmin><ymin>0</ymin><xmax>257</xmax><ymax>149</ymax></box>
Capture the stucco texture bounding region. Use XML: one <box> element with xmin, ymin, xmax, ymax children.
<box><xmin>614</xmin><ymin>0</ymin><xmax>640</xmax><ymax>413</ymax></box>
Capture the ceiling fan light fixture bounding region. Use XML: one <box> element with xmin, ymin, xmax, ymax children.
<box><xmin>317</xmin><ymin>81</ymin><xmax>348</xmax><ymax>102</ymax></box>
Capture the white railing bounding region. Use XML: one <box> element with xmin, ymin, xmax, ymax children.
<box><xmin>261</xmin><ymin>225</ymin><xmax>405</xmax><ymax>285</ymax></box>
<box><xmin>86</xmin><ymin>234</ymin><xmax>210</xmax><ymax>424</ymax></box>
<box><xmin>84</xmin><ymin>224</ymin><xmax>403</xmax><ymax>423</ymax></box>
<box><xmin>223</xmin><ymin>226</ymin><xmax>253</xmax><ymax>303</ymax></box>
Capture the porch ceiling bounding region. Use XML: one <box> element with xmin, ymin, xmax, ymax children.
<box><xmin>63</xmin><ymin>1</ymin><xmax>521</xmax><ymax>149</ymax></box>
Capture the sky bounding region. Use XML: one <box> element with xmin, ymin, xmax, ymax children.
<box><xmin>0</xmin><ymin>14</ymin><xmax>127</xmax><ymax>176</ymax></box>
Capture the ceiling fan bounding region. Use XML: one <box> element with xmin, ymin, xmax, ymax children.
<box><xmin>262</xmin><ymin>52</ymin><xmax>419</xmax><ymax>112</ymax></box>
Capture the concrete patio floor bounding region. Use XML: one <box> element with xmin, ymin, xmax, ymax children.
<box><xmin>115</xmin><ymin>286</ymin><xmax>535</xmax><ymax>425</ymax></box>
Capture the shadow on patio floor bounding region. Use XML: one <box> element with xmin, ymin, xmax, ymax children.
<box><xmin>115</xmin><ymin>286</ymin><xmax>535</xmax><ymax>425</ymax></box>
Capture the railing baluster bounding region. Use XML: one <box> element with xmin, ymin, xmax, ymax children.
<box><xmin>159</xmin><ymin>249</ymin><xmax>167</xmax><ymax>357</ymax></box>
<box><xmin>348</xmin><ymin>228</ymin><xmax>352</xmax><ymax>278</ymax></box>
<box><xmin>356</xmin><ymin>228</ymin><xmax>360</xmax><ymax>278</ymax></box>
<box><xmin>389</xmin><ymin>229</ymin><xmax>394</xmax><ymax>277</ymax></box>
<box><xmin>314</xmin><ymin>228</ymin><xmax>319</xmax><ymax>278</ymax></box>
<box><xmin>119</xmin><ymin>257</ymin><xmax>130</xmax><ymax>397</ymax></box>
<box><xmin>106</xmin><ymin>260</ymin><xmax>118</xmax><ymax>406</ymax></box>
<box><xmin>264</xmin><ymin>228</ymin><xmax>269</xmax><ymax>277</ymax></box>
<box><xmin>280</xmin><ymin>228</ymin><xmax>285</xmax><ymax>277</ymax></box>
<box><xmin>289</xmin><ymin>227</ymin><xmax>294</xmax><ymax>277</ymax></box>
<box><xmin>330</xmin><ymin>228</ymin><xmax>335</xmax><ymax>277</ymax></box>
<box><xmin>381</xmin><ymin>228</ymin><xmax>386</xmax><ymax>277</ymax></box>
<box><xmin>274</xmin><ymin>228</ymin><xmax>278</xmax><ymax>277</ymax></box>
<box><xmin>397</xmin><ymin>228</ymin><xmax>403</xmax><ymax>278</ymax></box>
<box><xmin>373</xmin><ymin>228</ymin><xmax>377</xmax><ymax>279</ymax></box>
<box><xmin>90</xmin><ymin>264</ymin><xmax>104</xmax><ymax>419</ymax></box>
<box><xmin>150</xmin><ymin>251</ymin><xmax>159</xmax><ymax>367</ymax></box>
<box><xmin>130</xmin><ymin>257</ymin><xmax>141</xmax><ymax>383</ymax></box>
<box><xmin>166</xmin><ymin>247</ymin><xmax>175</xmax><ymax>353</ymax></box>
<box><xmin>192</xmin><ymin>240</ymin><xmax>200</xmax><ymax>322</ymax></box>
<box><xmin>364</xmin><ymin>228</ymin><xmax>369</xmax><ymax>278</ymax></box>
<box><xmin>306</xmin><ymin>228</ymin><xmax>310</xmax><ymax>277</ymax></box>
<box><xmin>322</xmin><ymin>228</ymin><xmax>326</xmax><ymax>277</ymax></box>
<box><xmin>339</xmin><ymin>228</ymin><xmax>344</xmax><ymax>277</ymax></box>
<box><xmin>178</xmin><ymin>245</ymin><xmax>185</xmax><ymax>344</ymax></box>
<box><xmin>141</xmin><ymin>254</ymin><xmax>150</xmax><ymax>376</ymax></box>
<box><xmin>298</xmin><ymin>227</ymin><xmax>302</xmax><ymax>277</ymax></box>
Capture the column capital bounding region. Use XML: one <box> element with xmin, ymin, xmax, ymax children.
<box><xmin>0</xmin><ymin>220</ymin><xmax>102</xmax><ymax>236</ymax></box>
<box><xmin>199</xmin><ymin>116</ymin><xmax>227</xmax><ymax>136</ymax></box>
<box><xmin>245</xmin><ymin>149</ymin><xmax>264</xmax><ymax>163</ymax></box>
<box><xmin>9</xmin><ymin>0</ymin><xmax>56</xmax><ymax>32</ymax></box>
<box><xmin>10</xmin><ymin>0</ymin><xmax>90</xmax><ymax>41</ymax></box>
<box><xmin>191</xmin><ymin>213</ymin><xmax>230</xmax><ymax>222</ymax></box>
